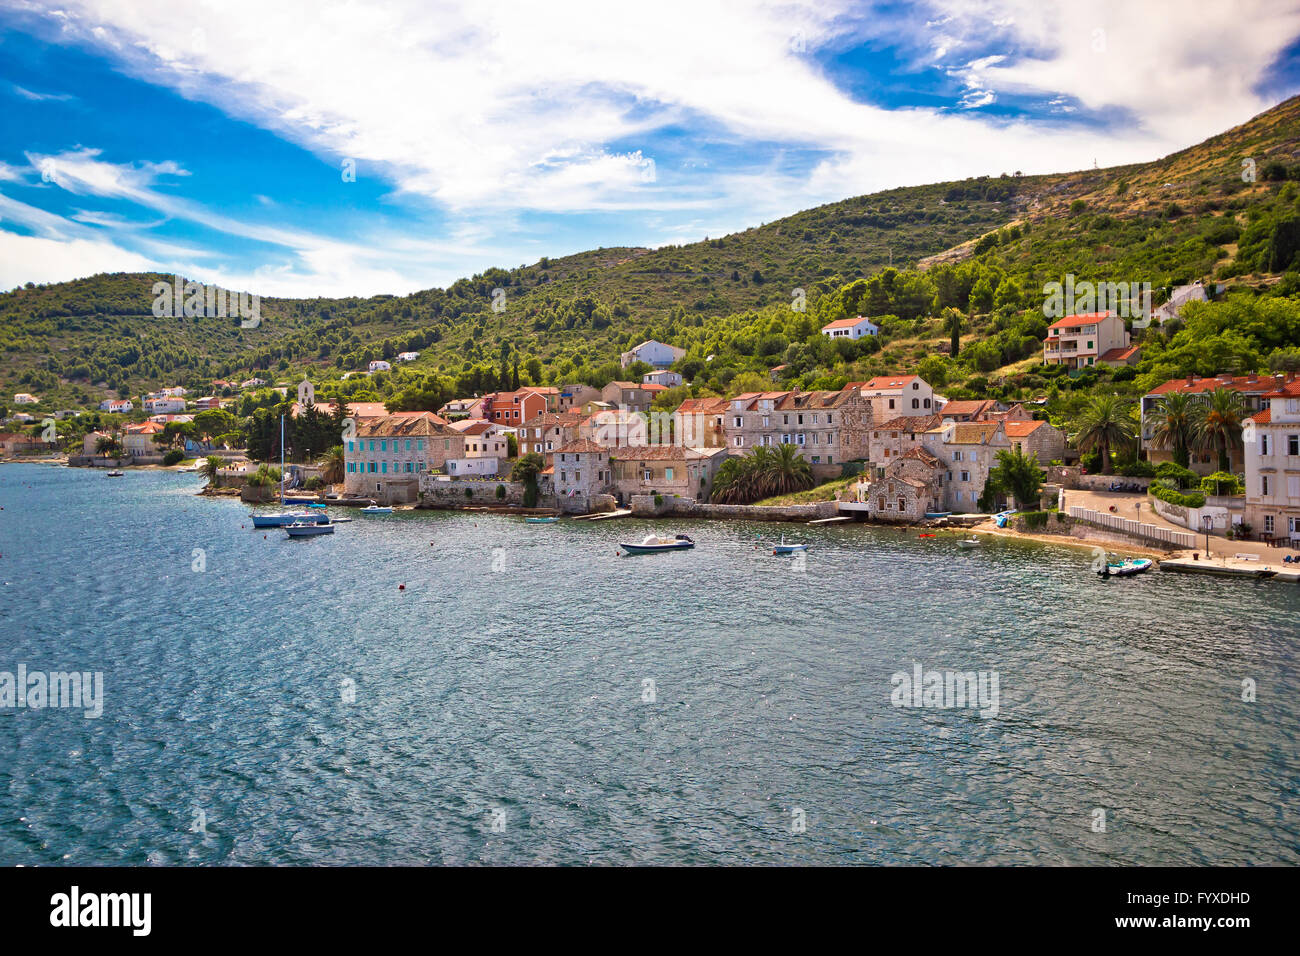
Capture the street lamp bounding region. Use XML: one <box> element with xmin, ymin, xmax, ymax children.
<box><xmin>1203</xmin><ymin>514</ymin><xmax>1214</xmax><ymax>560</ymax></box>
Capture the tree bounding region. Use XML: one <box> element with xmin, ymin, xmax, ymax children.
<box><xmin>711</xmin><ymin>445</ymin><xmax>814</xmax><ymax>504</ymax></box>
<box><xmin>94</xmin><ymin>434</ymin><xmax>122</xmax><ymax>457</ymax></box>
<box><xmin>510</xmin><ymin>452</ymin><xmax>546</xmax><ymax>507</ymax></box>
<box><xmin>1144</xmin><ymin>392</ymin><xmax>1197</xmax><ymax>469</ymax></box>
<box><xmin>321</xmin><ymin>445</ymin><xmax>345</xmax><ymax>485</ymax></box>
<box><xmin>1073</xmin><ymin>395</ymin><xmax>1137</xmax><ymax>474</ymax></box>
<box><xmin>942</xmin><ymin>308</ymin><xmax>962</xmax><ymax>357</ymax></box>
<box><xmin>200</xmin><ymin>454</ymin><xmax>224</xmax><ymax>487</ymax></box>
<box><xmin>1193</xmin><ymin>386</ymin><xmax>1246</xmax><ymax>472</ymax></box>
<box><xmin>986</xmin><ymin>445</ymin><xmax>1044</xmax><ymax>508</ymax></box>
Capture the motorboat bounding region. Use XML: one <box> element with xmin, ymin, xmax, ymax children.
<box><xmin>1098</xmin><ymin>557</ymin><xmax>1154</xmax><ymax>578</ymax></box>
<box><xmin>525</xmin><ymin>515</ymin><xmax>560</xmax><ymax>524</ymax></box>
<box><xmin>284</xmin><ymin>520</ymin><xmax>335</xmax><ymax>537</ymax></box>
<box><xmin>621</xmin><ymin>533</ymin><xmax>694</xmax><ymax>555</ymax></box>
<box><xmin>359</xmin><ymin>503</ymin><xmax>393</xmax><ymax>515</ymax></box>
<box><xmin>957</xmin><ymin>538</ymin><xmax>980</xmax><ymax>549</ymax></box>
<box><xmin>105</xmin><ymin>469</ymin><xmax>124</xmax><ymax>477</ymax></box>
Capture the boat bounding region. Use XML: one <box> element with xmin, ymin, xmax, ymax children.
<box><xmin>957</xmin><ymin>538</ymin><xmax>980</xmax><ymax>549</ymax></box>
<box><xmin>923</xmin><ymin>511</ymin><xmax>950</xmax><ymax>519</ymax></box>
<box><xmin>250</xmin><ymin>510</ymin><xmax>329</xmax><ymax>528</ymax></box>
<box><xmin>1098</xmin><ymin>557</ymin><xmax>1154</xmax><ymax>578</ymax></box>
<box><xmin>621</xmin><ymin>533</ymin><xmax>694</xmax><ymax>555</ymax></box>
<box><xmin>359</xmin><ymin>502</ymin><xmax>393</xmax><ymax>514</ymax></box>
<box><xmin>306</xmin><ymin>502</ymin><xmax>328</xmax><ymax>509</ymax></box>
<box><xmin>283</xmin><ymin>496</ymin><xmax>316</xmax><ymax>505</ymax></box>
<box><xmin>918</xmin><ymin>532</ymin><xmax>936</xmax><ymax>538</ymax></box>
<box><xmin>105</xmin><ymin>469</ymin><xmax>124</xmax><ymax>477</ymax></box>
<box><xmin>525</xmin><ymin>515</ymin><xmax>560</xmax><ymax>524</ymax></box>
<box><xmin>994</xmin><ymin>510</ymin><xmax>1017</xmax><ymax>528</ymax></box>
<box><xmin>284</xmin><ymin>520</ymin><xmax>335</xmax><ymax>537</ymax></box>
<box><xmin>772</xmin><ymin>535</ymin><xmax>807</xmax><ymax>555</ymax></box>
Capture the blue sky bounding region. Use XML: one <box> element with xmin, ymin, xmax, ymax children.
<box><xmin>2</xmin><ymin>0</ymin><xmax>1299</xmax><ymax>298</ymax></box>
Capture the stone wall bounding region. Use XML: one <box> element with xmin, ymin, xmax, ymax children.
<box><xmin>420</xmin><ymin>478</ymin><xmax>527</xmax><ymax>507</ymax></box>
<box><xmin>629</xmin><ymin>494</ymin><xmax>836</xmax><ymax>522</ymax></box>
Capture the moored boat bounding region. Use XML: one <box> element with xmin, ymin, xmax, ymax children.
<box><xmin>1099</xmin><ymin>557</ymin><xmax>1154</xmax><ymax>578</ymax></box>
<box><xmin>105</xmin><ymin>469</ymin><xmax>124</xmax><ymax>477</ymax></box>
<box><xmin>957</xmin><ymin>538</ymin><xmax>980</xmax><ymax>549</ymax></box>
<box><xmin>284</xmin><ymin>520</ymin><xmax>335</xmax><ymax>537</ymax></box>
<box><xmin>359</xmin><ymin>503</ymin><xmax>393</xmax><ymax>515</ymax></box>
<box><xmin>525</xmin><ymin>515</ymin><xmax>560</xmax><ymax>524</ymax></box>
<box><xmin>773</xmin><ymin>535</ymin><xmax>807</xmax><ymax>555</ymax></box>
<box><xmin>251</xmin><ymin>510</ymin><xmax>329</xmax><ymax>528</ymax></box>
<box><xmin>621</xmin><ymin>533</ymin><xmax>694</xmax><ymax>555</ymax></box>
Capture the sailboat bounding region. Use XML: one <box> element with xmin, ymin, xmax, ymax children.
<box><xmin>249</xmin><ymin>414</ymin><xmax>326</xmax><ymax>527</ymax></box>
<box><xmin>772</xmin><ymin>535</ymin><xmax>808</xmax><ymax>555</ymax></box>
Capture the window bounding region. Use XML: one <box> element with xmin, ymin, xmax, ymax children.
<box><xmin>888</xmin><ymin>399</ymin><xmax>895</xmax><ymax>409</ymax></box>
<box><xmin>643</xmin><ymin>469</ymin><xmax>653</xmax><ymax>481</ymax></box>
<box><xmin>665</xmin><ymin>467</ymin><xmax>674</xmax><ymax>481</ymax></box>
<box><xmin>381</xmin><ymin>462</ymin><xmax>388</xmax><ymax>474</ymax></box>
<box><xmin>417</xmin><ymin>439</ymin><xmax>424</xmax><ymax>451</ymax></box>
<box><xmin>347</xmin><ymin>441</ymin><xmax>354</xmax><ymax>452</ymax></box>
<box><xmin>1290</xmin><ymin>435</ymin><xmax>1299</xmax><ymax>456</ymax></box>
<box><xmin>826</xmin><ymin>414</ymin><xmax>833</xmax><ymax>424</ymax></box>
<box><xmin>1262</xmin><ymin>475</ymin><xmax>1270</xmax><ymax>495</ymax></box>
<box><xmin>898</xmin><ymin>498</ymin><xmax>906</xmax><ymax>511</ymax></box>
<box><xmin>380</xmin><ymin>440</ymin><xmax>387</xmax><ymax>451</ymax></box>
<box><xmin>878</xmin><ymin>497</ymin><xmax>886</xmax><ymax>510</ymax></box>
<box><xmin>797</xmin><ymin>414</ymin><xmax>804</xmax><ymax>425</ymax></box>
<box><xmin>923</xmin><ymin>398</ymin><xmax>931</xmax><ymax>408</ymax></box>
<box><xmin>369</xmin><ymin>440</ymin><xmax>376</xmax><ymax>451</ymax></box>
<box><xmin>953</xmin><ymin>450</ymin><xmax>963</xmax><ymax>461</ymax></box>
<box><xmin>347</xmin><ymin>462</ymin><xmax>355</xmax><ymax>473</ymax></box>
<box><xmin>1261</xmin><ymin>434</ymin><xmax>1270</xmax><ymax>455</ymax></box>
<box><xmin>575</xmin><ymin>471</ymin><xmax>581</xmax><ymax>482</ymax></box>
<box><xmin>734</xmin><ymin>436</ymin><xmax>743</xmax><ymax>447</ymax></box>
<box><xmin>783</xmin><ymin>414</ymin><xmax>789</xmax><ymax>425</ymax></box>
<box><xmin>961</xmin><ymin>471</ymin><xmax>970</xmax><ymax>483</ymax></box>
<box><xmin>734</xmin><ymin>416</ymin><xmax>743</xmax><ymax>427</ymax></box>
<box><xmin>1264</xmin><ymin>515</ymin><xmax>1275</xmax><ymax>533</ymax></box>
<box><xmin>912</xmin><ymin>398</ymin><xmax>919</xmax><ymax>409</ymax></box>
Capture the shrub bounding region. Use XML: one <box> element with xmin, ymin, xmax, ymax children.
<box><xmin>1155</xmin><ymin>461</ymin><xmax>1200</xmax><ymax>490</ymax></box>
<box><xmin>1117</xmin><ymin>460</ymin><xmax>1156</xmax><ymax>477</ymax></box>
<box><xmin>654</xmin><ymin>494</ymin><xmax>664</xmax><ymax>506</ymax></box>
<box><xmin>1149</xmin><ymin>482</ymin><xmax>1206</xmax><ymax>508</ymax></box>
<box><xmin>495</xmin><ymin>484</ymin><xmax>506</xmax><ymax>500</ymax></box>
<box><xmin>162</xmin><ymin>449</ymin><xmax>185</xmax><ymax>466</ymax></box>
<box><xmin>1199</xmin><ymin>471</ymin><xmax>1243</xmax><ymax>495</ymax></box>
<box><xmin>465</xmin><ymin>487</ymin><xmax>473</xmax><ymax>499</ymax></box>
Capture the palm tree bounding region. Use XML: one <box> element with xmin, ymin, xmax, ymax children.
<box><xmin>759</xmin><ymin>442</ymin><xmax>815</xmax><ymax>498</ymax></box>
<box><xmin>1193</xmin><ymin>386</ymin><xmax>1246</xmax><ymax>472</ymax></box>
<box><xmin>1144</xmin><ymin>392</ymin><xmax>1197</xmax><ymax>468</ymax></box>
<box><xmin>1074</xmin><ymin>395</ymin><xmax>1136</xmax><ymax>474</ymax></box>
<box><xmin>94</xmin><ymin>434</ymin><xmax>122</xmax><ymax>457</ymax></box>
<box><xmin>200</xmin><ymin>454</ymin><xmax>224</xmax><ymax>487</ymax></box>
<box><xmin>321</xmin><ymin>445</ymin><xmax>345</xmax><ymax>485</ymax></box>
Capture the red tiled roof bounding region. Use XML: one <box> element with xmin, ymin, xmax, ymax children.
<box><xmin>1003</xmin><ymin>420</ymin><xmax>1047</xmax><ymax>438</ymax></box>
<box><xmin>1262</xmin><ymin>378</ymin><xmax>1300</xmax><ymax>398</ymax></box>
<box><xmin>1047</xmin><ymin>312</ymin><xmax>1111</xmax><ymax>331</ymax></box>
<box><xmin>1148</xmin><ymin>374</ymin><xmax>1274</xmax><ymax>396</ymax></box>
<box><xmin>821</xmin><ymin>316</ymin><xmax>874</xmax><ymax>330</ymax></box>
<box><xmin>849</xmin><ymin>375</ymin><xmax>919</xmax><ymax>391</ymax></box>
<box><xmin>1099</xmin><ymin>345</ymin><xmax>1141</xmax><ymax>362</ymax></box>
<box><xmin>555</xmin><ymin>439</ymin><xmax>607</xmax><ymax>455</ymax></box>
<box><xmin>1248</xmin><ymin>408</ymin><xmax>1271</xmax><ymax>424</ymax></box>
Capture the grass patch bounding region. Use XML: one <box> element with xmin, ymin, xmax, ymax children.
<box><xmin>752</xmin><ymin>475</ymin><xmax>857</xmax><ymax>506</ymax></box>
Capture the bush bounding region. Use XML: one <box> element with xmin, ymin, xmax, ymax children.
<box><xmin>1149</xmin><ymin>482</ymin><xmax>1207</xmax><ymax>508</ymax></box>
<box><xmin>1155</xmin><ymin>461</ymin><xmax>1200</xmax><ymax>490</ymax></box>
<box><xmin>465</xmin><ymin>487</ymin><xmax>473</xmax><ymax>499</ymax></box>
<box><xmin>654</xmin><ymin>494</ymin><xmax>664</xmax><ymax>506</ymax></box>
<box><xmin>495</xmin><ymin>484</ymin><xmax>506</xmax><ymax>500</ymax></box>
<box><xmin>162</xmin><ymin>449</ymin><xmax>185</xmax><ymax>466</ymax></box>
<box><xmin>1199</xmin><ymin>471</ymin><xmax>1243</xmax><ymax>495</ymax></box>
<box><xmin>1117</xmin><ymin>460</ymin><xmax>1156</xmax><ymax>477</ymax></box>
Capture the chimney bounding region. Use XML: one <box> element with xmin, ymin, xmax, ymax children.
<box><xmin>1274</xmin><ymin>373</ymin><xmax>1285</xmax><ymax>387</ymax></box>
<box><xmin>1186</xmin><ymin>373</ymin><xmax>1196</xmax><ymax>385</ymax></box>
<box><xmin>1248</xmin><ymin>372</ymin><xmax>1257</xmax><ymax>383</ymax></box>
<box><xmin>1287</xmin><ymin>370</ymin><xmax>1297</xmax><ymax>383</ymax></box>
<box><xmin>1218</xmin><ymin>371</ymin><xmax>1233</xmax><ymax>383</ymax></box>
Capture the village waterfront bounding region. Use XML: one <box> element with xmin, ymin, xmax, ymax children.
<box><xmin>1</xmin><ymin>462</ymin><xmax>1297</xmax><ymax>865</ymax></box>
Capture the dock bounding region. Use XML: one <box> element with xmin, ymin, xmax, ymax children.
<box><xmin>572</xmin><ymin>509</ymin><xmax>633</xmax><ymax>521</ymax></box>
<box><xmin>1160</xmin><ymin>556</ymin><xmax>1300</xmax><ymax>582</ymax></box>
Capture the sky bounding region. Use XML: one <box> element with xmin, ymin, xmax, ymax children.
<box><xmin>1</xmin><ymin>0</ymin><xmax>1299</xmax><ymax>298</ymax></box>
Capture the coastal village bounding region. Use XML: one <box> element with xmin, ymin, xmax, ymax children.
<box><xmin>6</xmin><ymin>320</ymin><xmax>1300</xmax><ymax>579</ymax></box>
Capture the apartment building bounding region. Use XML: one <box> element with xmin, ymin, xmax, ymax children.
<box><xmin>1043</xmin><ymin>312</ymin><xmax>1130</xmax><ymax>369</ymax></box>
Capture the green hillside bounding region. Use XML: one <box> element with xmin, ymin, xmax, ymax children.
<box><xmin>4</xmin><ymin>95</ymin><xmax>1300</xmax><ymax>435</ymax></box>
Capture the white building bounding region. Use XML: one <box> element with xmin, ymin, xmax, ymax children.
<box><xmin>849</xmin><ymin>375</ymin><xmax>935</xmax><ymax>422</ymax></box>
<box><xmin>397</xmin><ymin>351</ymin><xmax>420</xmax><ymax>362</ymax></box>
<box><xmin>445</xmin><ymin>457</ymin><xmax>500</xmax><ymax>476</ymax></box>
<box><xmin>1243</xmin><ymin>374</ymin><xmax>1300</xmax><ymax>546</ymax></box>
<box><xmin>620</xmin><ymin>339</ymin><xmax>685</xmax><ymax>369</ymax></box>
<box><xmin>144</xmin><ymin>397</ymin><xmax>187</xmax><ymax>414</ymax></box>
<box><xmin>643</xmin><ymin>369</ymin><xmax>683</xmax><ymax>388</ymax></box>
<box><xmin>368</xmin><ymin>360</ymin><xmax>392</xmax><ymax>373</ymax></box>
<box><xmin>820</xmin><ymin>316</ymin><xmax>879</xmax><ymax>340</ymax></box>
<box><xmin>12</xmin><ymin>393</ymin><xmax>38</xmax><ymax>405</ymax></box>
<box><xmin>98</xmin><ymin>399</ymin><xmax>134</xmax><ymax>413</ymax></box>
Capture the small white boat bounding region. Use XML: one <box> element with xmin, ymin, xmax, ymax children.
<box><xmin>957</xmin><ymin>538</ymin><xmax>980</xmax><ymax>549</ymax></box>
<box><xmin>105</xmin><ymin>469</ymin><xmax>124</xmax><ymax>477</ymax></box>
<box><xmin>1099</xmin><ymin>557</ymin><xmax>1153</xmax><ymax>578</ymax></box>
<box><xmin>621</xmin><ymin>533</ymin><xmax>694</xmax><ymax>554</ymax></box>
<box><xmin>285</xmin><ymin>521</ymin><xmax>335</xmax><ymax>537</ymax></box>
<box><xmin>359</xmin><ymin>501</ymin><xmax>393</xmax><ymax>515</ymax></box>
<box><xmin>773</xmin><ymin>536</ymin><xmax>807</xmax><ymax>555</ymax></box>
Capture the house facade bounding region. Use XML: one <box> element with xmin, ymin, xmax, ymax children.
<box><xmin>849</xmin><ymin>375</ymin><xmax>935</xmax><ymax>423</ymax></box>
<box><xmin>601</xmin><ymin>381</ymin><xmax>658</xmax><ymax>413</ymax></box>
<box><xmin>553</xmin><ymin>439</ymin><xmax>613</xmax><ymax>500</ymax></box>
<box><xmin>853</xmin><ymin>449</ymin><xmax>942</xmax><ymax>522</ymax></box>
<box><xmin>868</xmin><ymin>414</ymin><xmax>942</xmax><ymax>468</ymax></box>
<box><xmin>725</xmin><ymin>387</ymin><xmax>873</xmax><ymax>463</ymax></box>
<box><xmin>1243</xmin><ymin>375</ymin><xmax>1300</xmax><ymax>545</ymax></box>
<box><xmin>643</xmin><ymin>370</ymin><xmax>683</xmax><ymax>388</ymax></box>
<box><xmin>557</xmin><ymin>383</ymin><xmax>602</xmax><ymax>412</ymax></box>
<box><xmin>620</xmin><ymin>339</ymin><xmax>685</xmax><ymax>369</ymax></box>
<box><xmin>518</xmin><ymin>411</ymin><xmax>584</xmax><ymax>461</ymax></box>
<box><xmin>922</xmin><ymin>421</ymin><xmax>1011</xmax><ymax>512</ymax></box>
<box><xmin>820</xmin><ymin>316</ymin><xmax>879</xmax><ymax>339</ymax></box>
<box><xmin>1004</xmin><ymin>419</ymin><xmax>1068</xmax><ymax>465</ymax></box>
<box><xmin>1043</xmin><ymin>312</ymin><xmax>1130</xmax><ymax>369</ymax></box>
<box><xmin>610</xmin><ymin>445</ymin><xmax>727</xmax><ymax>501</ymax></box>
<box><xmin>344</xmin><ymin>412</ymin><xmax>465</xmax><ymax>502</ymax></box>
<box><xmin>672</xmin><ymin>396</ymin><xmax>729</xmax><ymax>449</ymax></box>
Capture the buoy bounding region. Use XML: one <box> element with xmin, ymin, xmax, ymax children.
<box><xmin>399</xmin><ymin>583</ymin><xmax>405</xmax><ymax>590</ymax></box>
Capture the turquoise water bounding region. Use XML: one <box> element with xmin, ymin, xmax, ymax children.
<box><xmin>0</xmin><ymin>462</ymin><xmax>1297</xmax><ymax>865</ymax></box>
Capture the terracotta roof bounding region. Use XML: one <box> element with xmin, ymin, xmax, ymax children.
<box><xmin>291</xmin><ymin>400</ymin><xmax>392</xmax><ymax>420</ymax></box>
<box><xmin>356</xmin><ymin>412</ymin><xmax>459</xmax><ymax>438</ymax></box>
<box><xmin>448</xmin><ymin>419</ymin><xmax>493</xmax><ymax>435</ymax></box>
<box><xmin>674</xmin><ymin>397</ymin><xmax>729</xmax><ymax>414</ymax></box>
<box><xmin>1099</xmin><ymin>345</ymin><xmax>1141</xmax><ymax>362</ymax></box>
<box><xmin>641</xmin><ymin>382</ymin><xmax>669</xmax><ymax>391</ymax></box>
<box><xmin>521</xmin><ymin>411</ymin><xmax>584</xmax><ymax>429</ymax></box>
<box><xmin>1262</xmin><ymin>378</ymin><xmax>1300</xmax><ymax>398</ymax></box>
<box><xmin>1148</xmin><ymin>374</ymin><xmax>1274</xmax><ymax>396</ymax></box>
<box><xmin>1003</xmin><ymin>420</ymin><xmax>1047</xmax><ymax>438</ymax></box>
<box><xmin>821</xmin><ymin>316</ymin><xmax>874</xmax><ymax>330</ymax></box>
<box><xmin>876</xmin><ymin>414</ymin><xmax>943</xmax><ymax>433</ymax></box>
<box><xmin>1047</xmin><ymin>312</ymin><xmax>1112</xmax><ymax>331</ymax></box>
<box><xmin>555</xmin><ymin>439</ymin><xmax>607</xmax><ymax>455</ymax></box>
<box><xmin>899</xmin><ymin>446</ymin><xmax>940</xmax><ymax>467</ymax></box>
<box><xmin>849</xmin><ymin>375</ymin><xmax>919</xmax><ymax>391</ymax></box>
<box><xmin>1248</xmin><ymin>408</ymin><xmax>1271</xmax><ymax>424</ymax></box>
<box><xmin>938</xmin><ymin>399</ymin><xmax>995</xmax><ymax>418</ymax></box>
<box><xmin>610</xmin><ymin>444</ymin><xmax>711</xmax><ymax>461</ymax></box>
<box><xmin>936</xmin><ymin>422</ymin><xmax>1005</xmax><ymax>444</ymax></box>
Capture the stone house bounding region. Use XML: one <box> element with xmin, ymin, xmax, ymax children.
<box><xmin>854</xmin><ymin>448</ymin><xmax>942</xmax><ymax>522</ymax></box>
<box><xmin>868</xmin><ymin>414</ymin><xmax>942</xmax><ymax>470</ymax></box>
<box><xmin>344</xmin><ymin>412</ymin><xmax>465</xmax><ymax>502</ymax></box>
<box><xmin>610</xmin><ymin>445</ymin><xmax>727</xmax><ymax>502</ymax></box>
<box><xmin>553</xmin><ymin>439</ymin><xmax>614</xmax><ymax>500</ymax></box>
<box><xmin>922</xmin><ymin>420</ymin><xmax>1011</xmax><ymax>512</ymax></box>
<box><xmin>672</xmin><ymin>396</ymin><xmax>729</xmax><ymax>449</ymax></box>
<box><xmin>1003</xmin><ymin>419</ymin><xmax>1068</xmax><ymax>465</ymax></box>
<box><xmin>518</xmin><ymin>412</ymin><xmax>585</xmax><ymax>462</ymax></box>
<box><xmin>724</xmin><ymin>387</ymin><xmax>873</xmax><ymax>464</ymax></box>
